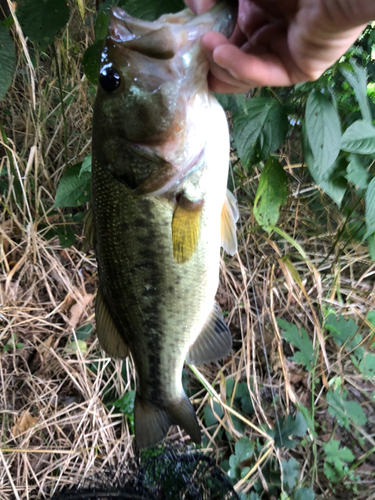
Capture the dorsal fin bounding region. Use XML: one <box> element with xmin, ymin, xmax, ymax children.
<box><xmin>95</xmin><ymin>287</ymin><xmax>129</xmax><ymax>359</ymax></box>
<box><xmin>172</xmin><ymin>195</ymin><xmax>203</xmax><ymax>264</ymax></box>
<box><xmin>186</xmin><ymin>303</ymin><xmax>232</xmax><ymax>365</ymax></box>
<box><xmin>221</xmin><ymin>189</ymin><xmax>238</xmax><ymax>256</ymax></box>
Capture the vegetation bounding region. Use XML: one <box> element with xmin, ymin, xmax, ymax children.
<box><xmin>0</xmin><ymin>0</ymin><xmax>374</xmax><ymax>498</ymax></box>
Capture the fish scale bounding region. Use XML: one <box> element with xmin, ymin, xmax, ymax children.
<box><xmin>91</xmin><ymin>0</ymin><xmax>239</xmax><ymax>448</ymax></box>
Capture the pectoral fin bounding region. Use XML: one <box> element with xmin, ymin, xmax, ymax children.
<box><xmin>221</xmin><ymin>189</ymin><xmax>238</xmax><ymax>256</ymax></box>
<box><xmin>95</xmin><ymin>288</ymin><xmax>129</xmax><ymax>359</ymax></box>
<box><xmin>172</xmin><ymin>196</ymin><xmax>203</xmax><ymax>264</ymax></box>
<box><xmin>186</xmin><ymin>303</ymin><xmax>232</xmax><ymax>365</ymax></box>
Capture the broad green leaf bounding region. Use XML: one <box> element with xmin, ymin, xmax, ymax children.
<box><xmin>111</xmin><ymin>390</ymin><xmax>135</xmax><ymax>432</ymax></box>
<box><xmin>76</xmin><ymin>323</ymin><xmax>93</xmax><ymax>340</ymax></box>
<box><xmin>302</xmin><ymin>125</ymin><xmax>347</xmax><ymax>207</ymax></box>
<box><xmin>346</xmin><ymin>154</ymin><xmax>370</xmax><ymax>192</ymax></box>
<box><xmin>95</xmin><ymin>11</ymin><xmax>109</xmax><ymax>40</ymax></box>
<box><xmin>267</xmin><ymin>412</ymin><xmax>307</xmax><ymax>449</ymax></box>
<box><xmin>65</xmin><ymin>339</ymin><xmax>87</xmax><ymax>354</ymax></box>
<box><xmin>297</xmin><ymin>403</ymin><xmax>316</xmax><ymax>437</ymax></box>
<box><xmin>80</xmin><ymin>155</ymin><xmax>92</xmax><ymax>176</ymax></box>
<box><xmin>281</xmin><ymin>457</ymin><xmax>299</xmax><ymax>491</ymax></box>
<box><xmin>341</xmin><ymin>61</ymin><xmax>372</xmax><ymax>123</ymax></box>
<box><xmin>359</xmin><ymin>352</ymin><xmax>375</xmax><ymax>378</ymax></box>
<box><xmin>305</xmin><ymin>90</ymin><xmax>341</xmax><ymax>168</ymax></box>
<box><xmin>323</xmin><ymin>439</ymin><xmax>354</xmax><ymax>483</ymax></box>
<box><xmin>82</xmin><ymin>40</ymin><xmax>103</xmax><ymax>85</ymax></box>
<box><xmin>364</xmin><ymin>177</ymin><xmax>375</xmax><ymax>239</ymax></box>
<box><xmin>325</xmin><ymin>313</ymin><xmax>362</xmax><ymax>355</ymax></box>
<box><xmin>0</xmin><ymin>24</ymin><xmax>16</xmax><ymax>100</ymax></box>
<box><xmin>368</xmin><ymin>233</ymin><xmax>375</xmax><ymax>260</ymax></box>
<box><xmin>253</xmin><ymin>157</ymin><xmax>288</xmax><ymax>231</ymax></box>
<box><xmin>294</xmin><ymin>488</ymin><xmax>315</xmax><ymax>500</ymax></box>
<box><xmin>204</xmin><ymin>400</ymin><xmax>224</xmax><ymax>427</ymax></box>
<box><xmin>17</xmin><ymin>0</ymin><xmax>70</xmax><ymax>51</ymax></box>
<box><xmin>277</xmin><ymin>319</ymin><xmax>314</xmax><ymax>371</ymax></box>
<box><xmin>367</xmin><ymin>311</ymin><xmax>375</xmax><ymax>327</ymax></box>
<box><xmin>233</xmin><ymin>97</ymin><xmax>289</xmax><ymax>167</ymax></box>
<box><xmin>56</xmin><ymin>224</ymin><xmax>75</xmax><ymax>248</ymax></box>
<box><xmin>54</xmin><ymin>163</ymin><xmax>91</xmax><ymax>208</ymax></box>
<box><xmin>327</xmin><ymin>387</ymin><xmax>367</xmax><ymax>429</ymax></box>
<box><xmin>235</xmin><ymin>436</ymin><xmax>254</xmax><ymax>462</ymax></box>
<box><xmin>341</xmin><ymin>120</ymin><xmax>375</xmax><ymax>154</ymax></box>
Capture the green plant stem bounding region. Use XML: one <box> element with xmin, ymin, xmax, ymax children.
<box><xmin>52</xmin><ymin>43</ymin><xmax>68</xmax><ymax>168</ymax></box>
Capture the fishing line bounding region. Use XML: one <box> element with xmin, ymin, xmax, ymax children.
<box><xmin>229</xmin><ymin>163</ymin><xmax>282</xmax><ymax>443</ymax></box>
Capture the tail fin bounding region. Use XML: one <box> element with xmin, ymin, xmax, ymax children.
<box><xmin>134</xmin><ymin>392</ymin><xmax>201</xmax><ymax>449</ymax></box>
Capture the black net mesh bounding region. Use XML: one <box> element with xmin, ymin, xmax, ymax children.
<box><xmin>51</xmin><ymin>447</ymin><xmax>239</xmax><ymax>500</ymax></box>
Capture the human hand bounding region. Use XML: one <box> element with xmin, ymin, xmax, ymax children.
<box><xmin>186</xmin><ymin>0</ymin><xmax>373</xmax><ymax>93</ymax></box>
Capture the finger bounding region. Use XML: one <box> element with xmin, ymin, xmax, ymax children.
<box><xmin>201</xmin><ymin>32</ymin><xmax>248</xmax><ymax>87</ymax></box>
<box><xmin>207</xmin><ymin>73</ymin><xmax>250</xmax><ymax>93</ymax></box>
<box><xmin>212</xmin><ymin>40</ymin><xmax>297</xmax><ymax>87</ymax></box>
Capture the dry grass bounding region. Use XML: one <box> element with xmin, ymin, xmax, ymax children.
<box><xmin>0</xmin><ymin>4</ymin><xmax>375</xmax><ymax>500</ymax></box>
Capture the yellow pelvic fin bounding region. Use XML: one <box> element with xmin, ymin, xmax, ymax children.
<box><xmin>172</xmin><ymin>195</ymin><xmax>203</xmax><ymax>264</ymax></box>
<box><xmin>221</xmin><ymin>189</ymin><xmax>239</xmax><ymax>256</ymax></box>
<box><xmin>95</xmin><ymin>287</ymin><xmax>129</xmax><ymax>359</ymax></box>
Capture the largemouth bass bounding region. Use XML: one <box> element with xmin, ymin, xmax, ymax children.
<box><xmin>91</xmin><ymin>0</ymin><xmax>238</xmax><ymax>449</ymax></box>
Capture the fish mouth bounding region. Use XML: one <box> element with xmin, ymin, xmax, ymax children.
<box><xmin>108</xmin><ymin>0</ymin><xmax>238</xmax><ymax>60</ymax></box>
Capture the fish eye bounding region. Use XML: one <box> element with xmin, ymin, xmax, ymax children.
<box><xmin>99</xmin><ymin>66</ymin><xmax>121</xmax><ymax>93</ymax></box>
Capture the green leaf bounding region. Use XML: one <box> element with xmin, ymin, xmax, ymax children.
<box><xmin>277</xmin><ymin>319</ymin><xmax>314</xmax><ymax>371</ymax></box>
<box><xmin>346</xmin><ymin>154</ymin><xmax>370</xmax><ymax>192</ymax></box>
<box><xmin>325</xmin><ymin>313</ymin><xmax>362</xmax><ymax>355</ymax></box>
<box><xmin>341</xmin><ymin>120</ymin><xmax>375</xmax><ymax>154</ymax></box>
<box><xmin>233</xmin><ymin>97</ymin><xmax>289</xmax><ymax>167</ymax></box>
<box><xmin>323</xmin><ymin>439</ymin><xmax>354</xmax><ymax>483</ymax></box>
<box><xmin>305</xmin><ymin>90</ymin><xmax>341</xmax><ymax>168</ymax></box>
<box><xmin>364</xmin><ymin>177</ymin><xmax>375</xmax><ymax>239</ymax></box>
<box><xmin>95</xmin><ymin>11</ymin><xmax>109</xmax><ymax>40</ymax></box>
<box><xmin>235</xmin><ymin>436</ymin><xmax>254</xmax><ymax>462</ymax></box>
<box><xmin>281</xmin><ymin>457</ymin><xmax>299</xmax><ymax>492</ymax></box>
<box><xmin>253</xmin><ymin>157</ymin><xmax>288</xmax><ymax>231</ymax></box>
<box><xmin>54</xmin><ymin>163</ymin><xmax>91</xmax><ymax>208</ymax></box>
<box><xmin>341</xmin><ymin>60</ymin><xmax>372</xmax><ymax>123</ymax></box>
<box><xmin>0</xmin><ymin>24</ymin><xmax>16</xmax><ymax>100</ymax></box>
<box><xmin>80</xmin><ymin>155</ymin><xmax>92</xmax><ymax>176</ymax></box>
<box><xmin>82</xmin><ymin>40</ymin><xmax>103</xmax><ymax>85</ymax></box>
<box><xmin>76</xmin><ymin>323</ymin><xmax>93</xmax><ymax>340</ymax></box>
<box><xmin>17</xmin><ymin>0</ymin><xmax>70</xmax><ymax>51</ymax></box>
<box><xmin>327</xmin><ymin>387</ymin><xmax>367</xmax><ymax>429</ymax></box>
<box><xmin>267</xmin><ymin>412</ymin><xmax>308</xmax><ymax>449</ymax></box>
<box><xmin>204</xmin><ymin>400</ymin><xmax>224</xmax><ymax>426</ymax></box>
<box><xmin>302</xmin><ymin>125</ymin><xmax>347</xmax><ymax>207</ymax></box>
<box><xmin>294</xmin><ymin>487</ymin><xmax>315</xmax><ymax>500</ymax></box>
<box><xmin>359</xmin><ymin>352</ymin><xmax>375</xmax><ymax>378</ymax></box>
<box><xmin>111</xmin><ymin>390</ymin><xmax>136</xmax><ymax>432</ymax></box>
<box><xmin>65</xmin><ymin>339</ymin><xmax>87</xmax><ymax>354</ymax></box>
<box><xmin>368</xmin><ymin>232</ymin><xmax>375</xmax><ymax>260</ymax></box>
<box><xmin>297</xmin><ymin>403</ymin><xmax>316</xmax><ymax>437</ymax></box>
<box><xmin>56</xmin><ymin>224</ymin><xmax>75</xmax><ymax>248</ymax></box>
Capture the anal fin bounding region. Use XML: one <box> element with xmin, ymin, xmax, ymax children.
<box><xmin>95</xmin><ymin>287</ymin><xmax>129</xmax><ymax>359</ymax></box>
<box><xmin>134</xmin><ymin>392</ymin><xmax>200</xmax><ymax>449</ymax></box>
<box><xmin>186</xmin><ymin>303</ymin><xmax>232</xmax><ymax>365</ymax></box>
<box><xmin>172</xmin><ymin>195</ymin><xmax>203</xmax><ymax>264</ymax></box>
<box><xmin>221</xmin><ymin>189</ymin><xmax>238</xmax><ymax>256</ymax></box>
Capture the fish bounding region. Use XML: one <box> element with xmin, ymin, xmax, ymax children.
<box><xmin>90</xmin><ymin>0</ymin><xmax>239</xmax><ymax>449</ymax></box>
